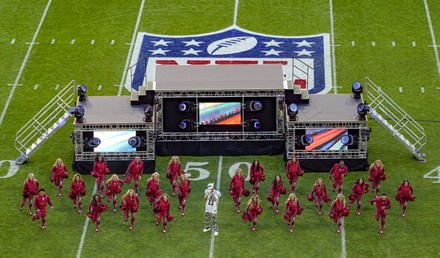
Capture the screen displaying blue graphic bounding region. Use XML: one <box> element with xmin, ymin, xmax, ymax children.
<box><xmin>199</xmin><ymin>102</ymin><xmax>241</xmax><ymax>125</ymax></box>
<box><xmin>94</xmin><ymin>130</ymin><xmax>137</xmax><ymax>152</ymax></box>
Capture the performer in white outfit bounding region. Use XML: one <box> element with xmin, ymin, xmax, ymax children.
<box><xmin>203</xmin><ymin>182</ymin><xmax>221</xmax><ymax>236</ymax></box>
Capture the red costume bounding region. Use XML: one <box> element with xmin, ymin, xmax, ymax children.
<box><xmin>177</xmin><ymin>178</ymin><xmax>191</xmax><ymax>216</ymax></box>
<box><xmin>121</xmin><ymin>194</ymin><xmax>140</xmax><ymax>230</ymax></box>
<box><xmin>242</xmin><ymin>204</ymin><xmax>263</xmax><ymax>232</ymax></box>
<box><xmin>328</xmin><ymin>200</ymin><xmax>349</xmax><ymax>233</ymax></box>
<box><xmin>369</xmin><ymin>166</ymin><xmax>386</xmax><ymax>196</ymax></box>
<box><xmin>395</xmin><ymin>183</ymin><xmax>415</xmax><ymax>217</ymax></box>
<box><xmin>229</xmin><ymin>175</ymin><xmax>248</xmax><ymax>213</ymax></box>
<box><xmin>32</xmin><ymin>193</ymin><xmax>53</xmax><ymax>230</ymax></box>
<box><xmin>51</xmin><ymin>164</ymin><xmax>69</xmax><ymax>196</ymax></box>
<box><xmin>145</xmin><ymin>179</ymin><xmax>162</xmax><ymax>206</ymax></box>
<box><xmin>329</xmin><ymin>163</ymin><xmax>348</xmax><ymax>194</ymax></box>
<box><xmin>284</xmin><ymin>199</ymin><xmax>303</xmax><ymax>233</ymax></box>
<box><xmin>68</xmin><ymin>179</ymin><xmax>86</xmax><ymax>213</ymax></box>
<box><xmin>266</xmin><ymin>179</ymin><xmax>287</xmax><ymax>213</ymax></box>
<box><xmin>20</xmin><ymin>179</ymin><xmax>39</xmax><ymax>215</ymax></box>
<box><xmin>154</xmin><ymin>199</ymin><xmax>173</xmax><ymax>233</ymax></box>
<box><xmin>308</xmin><ymin>182</ymin><xmax>331</xmax><ymax>215</ymax></box>
<box><xmin>87</xmin><ymin>200</ymin><xmax>108</xmax><ymax>232</ymax></box>
<box><xmin>167</xmin><ymin>162</ymin><xmax>181</xmax><ymax>195</ymax></box>
<box><xmin>285</xmin><ymin>159</ymin><xmax>304</xmax><ymax>192</ymax></box>
<box><xmin>249</xmin><ymin>163</ymin><xmax>265</xmax><ymax>195</ymax></box>
<box><xmin>124</xmin><ymin>159</ymin><xmax>144</xmax><ymax>193</ymax></box>
<box><xmin>349</xmin><ymin>182</ymin><xmax>369</xmax><ymax>215</ymax></box>
<box><xmin>370</xmin><ymin>196</ymin><xmax>391</xmax><ymax>235</ymax></box>
<box><xmin>104</xmin><ymin>179</ymin><xmax>124</xmax><ymax>212</ymax></box>
<box><xmin>91</xmin><ymin>160</ymin><xmax>110</xmax><ymax>193</ymax></box>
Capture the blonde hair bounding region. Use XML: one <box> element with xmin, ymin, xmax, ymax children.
<box><xmin>316</xmin><ymin>178</ymin><xmax>326</xmax><ymax>187</ymax></box>
<box><xmin>147</xmin><ymin>172</ymin><xmax>160</xmax><ymax>182</ymax></box>
<box><xmin>334</xmin><ymin>194</ymin><xmax>346</xmax><ymax>206</ymax></box>
<box><xmin>72</xmin><ymin>173</ymin><xmax>82</xmax><ymax>182</ymax></box>
<box><xmin>235</xmin><ymin>168</ymin><xmax>243</xmax><ymax>176</ymax></box>
<box><xmin>169</xmin><ymin>156</ymin><xmax>180</xmax><ymax>165</ymax></box>
<box><xmin>53</xmin><ymin>158</ymin><xmax>64</xmax><ymax>167</ymax></box>
<box><xmin>370</xmin><ymin>160</ymin><xmax>384</xmax><ymax>170</ymax></box>
<box><xmin>26</xmin><ymin>173</ymin><xmax>37</xmax><ymax>183</ymax></box>
<box><xmin>106</xmin><ymin>174</ymin><xmax>120</xmax><ymax>184</ymax></box>
<box><xmin>159</xmin><ymin>193</ymin><xmax>169</xmax><ymax>201</ymax></box>
<box><xmin>286</xmin><ymin>193</ymin><xmax>298</xmax><ymax>204</ymax></box>
<box><xmin>247</xmin><ymin>194</ymin><xmax>261</xmax><ymax>207</ymax></box>
<box><xmin>120</xmin><ymin>189</ymin><xmax>136</xmax><ymax>202</ymax></box>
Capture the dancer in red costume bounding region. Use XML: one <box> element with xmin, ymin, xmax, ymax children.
<box><xmin>20</xmin><ymin>173</ymin><xmax>39</xmax><ymax>216</ymax></box>
<box><xmin>124</xmin><ymin>156</ymin><xmax>144</xmax><ymax>193</ymax></box>
<box><xmin>145</xmin><ymin>172</ymin><xmax>162</xmax><ymax>206</ymax></box>
<box><xmin>166</xmin><ymin>156</ymin><xmax>181</xmax><ymax>196</ymax></box>
<box><xmin>395</xmin><ymin>179</ymin><xmax>415</xmax><ymax>218</ymax></box>
<box><xmin>50</xmin><ymin>158</ymin><xmax>69</xmax><ymax>197</ymax></box>
<box><xmin>68</xmin><ymin>173</ymin><xmax>87</xmax><ymax>214</ymax></box>
<box><xmin>266</xmin><ymin>174</ymin><xmax>287</xmax><ymax>214</ymax></box>
<box><xmin>120</xmin><ymin>189</ymin><xmax>140</xmax><ymax>231</ymax></box>
<box><xmin>176</xmin><ymin>172</ymin><xmax>191</xmax><ymax>217</ymax></box>
<box><xmin>368</xmin><ymin>160</ymin><xmax>387</xmax><ymax>196</ymax></box>
<box><xmin>329</xmin><ymin>160</ymin><xmax>348</xmax><ymax>194</ymax></box>
<box><xmin>104</xmin><ymin>174</ymin><xmax>124</xmax><ymax>212</ymax></box>
<box><xmin>348</xmin><ymin>178</ymin><xmax>369</xmax><ymax>216</ymax></box>
<box><xmin>87</xmin><ymin>194</ymin><xmax>108</xmax><ymax>233</ymax></box>
<box><xmin>249</xmin><ymin>160</ymin><xmax>265</xmax><ymax>195</ymax></box>
<box><xmin>370</xmin><ymin>193</ymin><xmax>391</xmax><ymax>235</ymax></box>
<box><xmin>328</xmin><ymin>194</ymin><xmax>350</xmax><ymax>234</ymax></box>
<box><xmin>229</xmin><ymin>168</ymin><xmax>249</xmax><ymax>214</ymax></box>
<box><xmin>285</xmin><ymin>156</ymin><xmax>304</xmax><ymax>192</ymax></box>
<box><xmin>91</xmin><ymin>155</ymin><xmax>110</xmax><ymax>194</ymax></box>
<box><xmin>242</xmin><ymin>194</ymin><xmax>263</xmax><ymax>232</ymax></box>
<box><xmin>154</xmin><ymin>194</ymin><xmax>173</xmax><ymax>233</ymax></box>
<box><xmin>308</xmin><ymin>178</ymin><xmax>331</xmax><ymax>215</ymax></box>
<box><xmin>283</xmin><ymin>193</ymin><xmax>303</xmax><ymax>233</ymax></box>
<box><xmin>32</xmin><ymin>188</ymin><xmax>53</xmax><ymax>230</ymax></box>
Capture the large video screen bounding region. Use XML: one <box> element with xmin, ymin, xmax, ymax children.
<box><xmin>305</xmin><ymin>128</ymin><xmax>348</xmax><ymax>151</ymax></box>
<box><xmin>199</xmin><ymin>102</ymin><xmax>241</xmax><ymax>125</ymax></box>
<box><xmin>94</xmin><ymin>130</ymin><xmax>137</xmax><ymax>152</ymax></box>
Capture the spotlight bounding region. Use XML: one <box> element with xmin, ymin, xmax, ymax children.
<box><xmin>249</xmin><ymin>100</ymin><xmax>263</xmax><ymax>112</ymax></box>
<box><xmin>87</xmin><ymin>137</ymin><xmax>101</xmax><ymax>148</ymax></box>
<box><xmin>287</xmin><ymin>103</ymin><xmax>298</xmax><ymax>120</ymax></box>
<box><xmin>143</xmin><ymin>104</ymin><xmax>153</xmax><ymax>122</ymax></box>
<box><xmin>69</xmin><ymin>105</ymin><xmax>85</xmax><ymax>123</ymax></box>
<box><xmin>178</xmin><ymin>101</ymin><xmax>192</xmax><ymax>112</ymax></box>
<box><xmin>341</xmin><ymin>135</ymin><xmax>354</xmax><ymax>145</ymax></box>
<box><xmin>357</xmin><ymin>102</ymin><xmax>370</xmax><ymax>120</ymax></box>
<box><xmin>300</xmin><ymin>134</ymin><xmax>313</xmax><ymax>146</ymax></box>
<box><xmin>128</xmin><ymin>136</ymin><xmax>142</xmax><ymax>148</ymax></box>
<box><xmin>352</xmin><ymin>81</ymin><xmax>363</xmax><ymax>98</ymax></box>
<box><xmin>249</xmin><ymin>119</ymin><xmax>261</xmax><ymax>130</ymax></box>
<box><xmin>78</xmin><ymin>84</ymin><xmax>88</xmax><ymax>102</ymax></box>
<box><xmin>178</xmin><ymin>119</ymin><xmax>193</xmax><ymax>131</ymax></box>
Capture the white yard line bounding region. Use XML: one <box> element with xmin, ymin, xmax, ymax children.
<box><xmin>341</xmin><ymin>219</ymin><xmax>346</xmax><ymax>258</ymax></box>
<box><xmin>209</xmin><ymin>156</ymin><xmax>223</xmax><ymax>258</ymax></box>
<box><xmin>329</xmin><ymin>0</ymin><xmax>338</xmax><ymax>94</ymax></box>
<box><xmin>76</xmin><ymin>184</ymin><xmax>97</xmax><ymax>258</ymax></box>
<box><xmin>424</xmin><ymin>0</ymin><xmax>440</xmax><ymax>78</ymax></box>
<box><xmin>233</xmin><ymin>0</ymin><xmax>239</xmax><ymax>26</ymax></box>
<box><xmin>0</xmin><ymin>0</ymin><xmax>52</xmax><ymax>126</ymax></box>
<box><xmin>118</xmin><ymin>0</ymin><xmax>146</xmax><ymax>96</ymax></box>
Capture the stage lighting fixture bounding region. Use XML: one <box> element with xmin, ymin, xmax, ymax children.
<box><xmin>87</xmin><ymin>137</ymin><xmax>101</xmax><ymax>148</ymax></box>
<box><xmin>69</xmin><ymin>105</ymin><xmax>85</xmax><ymax>123</ymax></box>
<box><xmin>143</xmin><ymin>104</ymin><xmax>153</xmax><ymax>122</ymax></box>
<box><xmin>249</xmin><ymin>119</ymin><xmax>261</xmax><ymax>130</ymax></box>
<box><xmin>357</xmin><ymin>103</ymin><xmax>370</xmax><ymax>120</ymax></box>
<box><xmin>300</xmin><ymin>134</ymin><xmax>314</xmax><ymax>146</ymax></box>
<box><xmin>341</xmin><ymin>135</ymin><xmax>354</xmax><ymax>145</ymax></box>
<box><xmin>287</xmin><ymin>103</ymin><xmax>298</xmax><ymax>120</ymax></box>
<box><xmin>78</xmin><ymin>84</ymin><xmax>88</xmax><ymax>102</ymax></box>
<box><xmin>128</xmin><ymin>136</ymin><xmax>142</xmax><ymax>148</ymax></box>
<box><xmin>352</xmin><ymin>81</ymin><xmax>363</xmax><ymax>98</ymax></box>
<box><xmin>178</xmin><ymin>119</ymin><xmax>193</xmax><ymax>131</ymax></box>
<box><xmin>249</xmin><ymin>100</ymin><xmax>263</xmax><ymax>112</ymax></box>
<box><xmin>178</xmin><ymin>101</ymin><xmax>192</xmax><ymax>112</ymax></box>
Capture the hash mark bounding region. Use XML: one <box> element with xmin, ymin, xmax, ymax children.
<box><xmin>111</xmin><ymin>39</ymin><xmax>115</xmax><ymax>45</ymax></box>
<box><xmin>98</xmin><ymin>85</ymin><xmax>102</xmax><ymax>91</ymax></box>
<box><xmin>412</xmin><ymin>42</ymin><xmax>416</xmax><ymax>47</ymax></box>
<box><xmin>352</xmin><ymin>41</ymin><xmax>355</xmax><ymax>46</ymax></box>
<box><xmin>71</xmin><ymin>39</ymin><xmax>75</xmax><ymax>45</ymax></box>
<box><xmin>91</xmin><ymin>39</ymin><xmax>95</xmax><ymax>45</ymax></box>
<box><xmin>11</xmin><ymin>39</ymin><xmax>15</xmax><ymax>44</ymax></box>
<box><xmin>34</xmin><ymin>84</ymin><xmax>39</xmax><ymax>90</ymax></box>
<box><xmin>372</xmin><ymin>41</ymin><xmax>376</xmax><ymax>46</ymax></box>
<box><xmin>51</xmin><ymin>39</ymin><xmax>55</xmax><ymax>45</ymax></box>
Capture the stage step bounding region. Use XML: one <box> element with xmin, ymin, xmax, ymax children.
<box><xmin>130</xmin><ymin>90</ymin><xmax>139</xmax><ymax>105</ymax></box>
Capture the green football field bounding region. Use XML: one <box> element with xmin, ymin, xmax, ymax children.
<box><xmin>1</xmin><ymin>0</ymin><xmax>440</xmax><ymax>257</ymax></box>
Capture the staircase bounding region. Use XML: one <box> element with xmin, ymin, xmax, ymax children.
<box><xmin>365</xmin><ymin>77</ymin><xmax>426</xmax><ymax>161</ymax></box>
<box><xmin>15</xmin><ymin>80</ymin><xmax>76</xmax><ymax>164</ymax></box>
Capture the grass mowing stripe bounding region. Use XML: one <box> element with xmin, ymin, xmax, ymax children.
<box><xmin>329</xmin><ymin>0</ymin><xmax>337</xmax><ymax>94</ymax></box>
<box><xmin>424</xmin><ymin>0</ymin><xmax>440</xmax><ymax>78</ymax></box>
<box><xmin>0</xmin><ymin>0</ymin><xmax>52</xmax><ymax>126</ymax></box>
<box><xmin>233</xmin><ymin>0</ymin><xmax>239</xmax><ymax>26</ymax></box>
<box><xmin>118</xmin><ymin>0</ymin><xmax>146</xmax><ymax>96</ymax></box>
<box><xmin>209</xmin><ymin>156</ymin><xmax>223</xmax><ymax>258</ymax></box>
<box><xmin>76</xmin><ymin>184</ymin><xmax>97</xmax><ymax>258</ymax></box>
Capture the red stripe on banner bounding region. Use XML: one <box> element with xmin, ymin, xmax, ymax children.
<box><xmin>187</xmin><ymin>60</ymin><xmax>211</xmax><ymax>65</ymax></box>
<box><xmin>263</xmin><ymin>61</ymin><xmax>288</xmax><ymax>65</ymax></box>
<box><xmin>156</xmin><ymin>60</ymin><xmax>178</xmax><ymax>65</ymax></box>
<box><xmin>215</xmin><ymin>60</ymin><xmax>259</xmax><ymax>65</ymax></box>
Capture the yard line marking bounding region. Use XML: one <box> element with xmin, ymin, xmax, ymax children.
<box><xmin>351</xmin><ymin>41</ymin><xmax>355</xmax><ymax>46</ymax></box>
<box><xmin>329</xmin><ymin>0</ymin><xmax>338</xmax><ymax>94</ymax></box>
<box><xmin>33</xmin><ymin>84</ymin><xmax>39</xmax><ymax>90</ymax></box>
<box><xmin>11</xmin><ymin>39</ymin><xmax>15</xmax><ymax>44</ymax></box>
<box><xmin>399</xmin><ymin>87</ymin><xmax>403</xmax><ymax>93</ymax></box>
<box><xmin>97</xmin><ymin>85</ymin><xmax>102</xmax><ymax>91</ymax></box>
<box><xmin>91</xmin><ymin>39</ymin><xmax>95</xmax><ymax>45</ymax></box>
<box><xmin>421</xmin><ymin>87</ymin><xmax>425</xmax><ymax>93</ymax></box>
<box><xmin>76</xmin><ymin>184</ymin><xmax>97</xmax><ymax>258</ymax></box>
<box><xmin>392</xmin><ymin>41</ymin><xmax>396</xmax><ymax>47</ymax></box>
<box><xmin>51</xmin><ymin>39</ymin><xmax>55</xmax><ymax>44</ymax></box>
<box><xmin>71</xmin><ymin>39</ymin><xmax>75</xmax><ymax>45</ymax></box>
<box><xmin>341</xmin><ymin>219</ymin><xmax>346</xmax><ymax>258</ymax></box>
<box><xmin>424</xmin><ymin>0</ymin><xmax>440</xmax><ymax>77</ymax></box>
<box><xmin>0</xmin><ymin>0</ymin><xmax>53</xmax><ymax>126</ymax></box>
<box><xmin>209</xmin><ymin>156</ymin><xmax>223</xmax><ymax>258</ymax></box>
<box><xmin>233</xmin><ymin>0</ymin><xmax>239</xmax><ymax>25</ymax></box>
<box><xmin>55</xmin><ymin>84</ymin><xmax>59</xmax><ymax>90</ymax></box>
<box><xmin>118</xmin><ymin>0</ymin><xmax>146</xmax><ymax>96</ymax></box>
<box><xmin>111</xmin><ymin>39</ymin><xmax>115</xmax><ymax>45</ymax></box>
<box><xmin>412</xmin><ymin>41</ymin><xmax>416</xmax><ymax>47</ymax></box>
<box><xmin>372</xmin><ymin>41</ymin><xmax>376</xmax><ymax>46</ymax></box>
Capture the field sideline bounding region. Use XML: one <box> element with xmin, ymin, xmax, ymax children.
<box><xmin>1</xmin><ymin>1</ymin><xmax>440</xmax><ymax>258</ymax></box>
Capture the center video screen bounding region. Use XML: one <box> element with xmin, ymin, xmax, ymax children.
<box><xmin>199</xmin><ymin>102</ymin><xmax>241</xmax><ymax>125</ymax></box>
<box><xmin>94</xmin><ymin>130</ymin><xmax>137</xmax><ymax>152</ymax></box>
<box><xmin>305</xmin><ymin>128</ymin><xmax>348</xmax><ymax>151</ymax></box>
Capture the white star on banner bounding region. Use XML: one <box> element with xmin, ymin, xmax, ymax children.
<box><xmin>182</xmin><ymin>39</ymin><xmax>204</xmax><ymax>47</ymax></box>
<box><xmin>148</xmin><ymin>48</ymin><xmax>171</xmax><ymax>55</ymax></box>
<box><xmin>181</xmin><ymin>48</ymin><xmax>203</xmax><ymax>56</ymax></box>
<box><xmin>262</xmin><ymin>40</ymin><xmax>284</xmax><ymax>47</ymax></box>
<box><xmin>293</xmin><ymin>40</ymin><xmax>315</xmax><ymax>48</ymax></box>
<box><xmin>293</xmin><ymin>49</ymin><xmax>315</xmax><ymax>57</ymax></box>
<box><xmin>151</xmin><ymin>39</ymin><xmax>173</xmax><ymax>46</ymax></box>
<box><xmin>261</xmin><ymin>49</ymin><xmax>283</xmax><ymax>56</ymax></box>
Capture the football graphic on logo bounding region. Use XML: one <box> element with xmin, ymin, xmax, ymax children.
<box><xmin>207</xmin><ymin>36</ymin><xmax>258</xmax><ymax>55</ymax></box>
